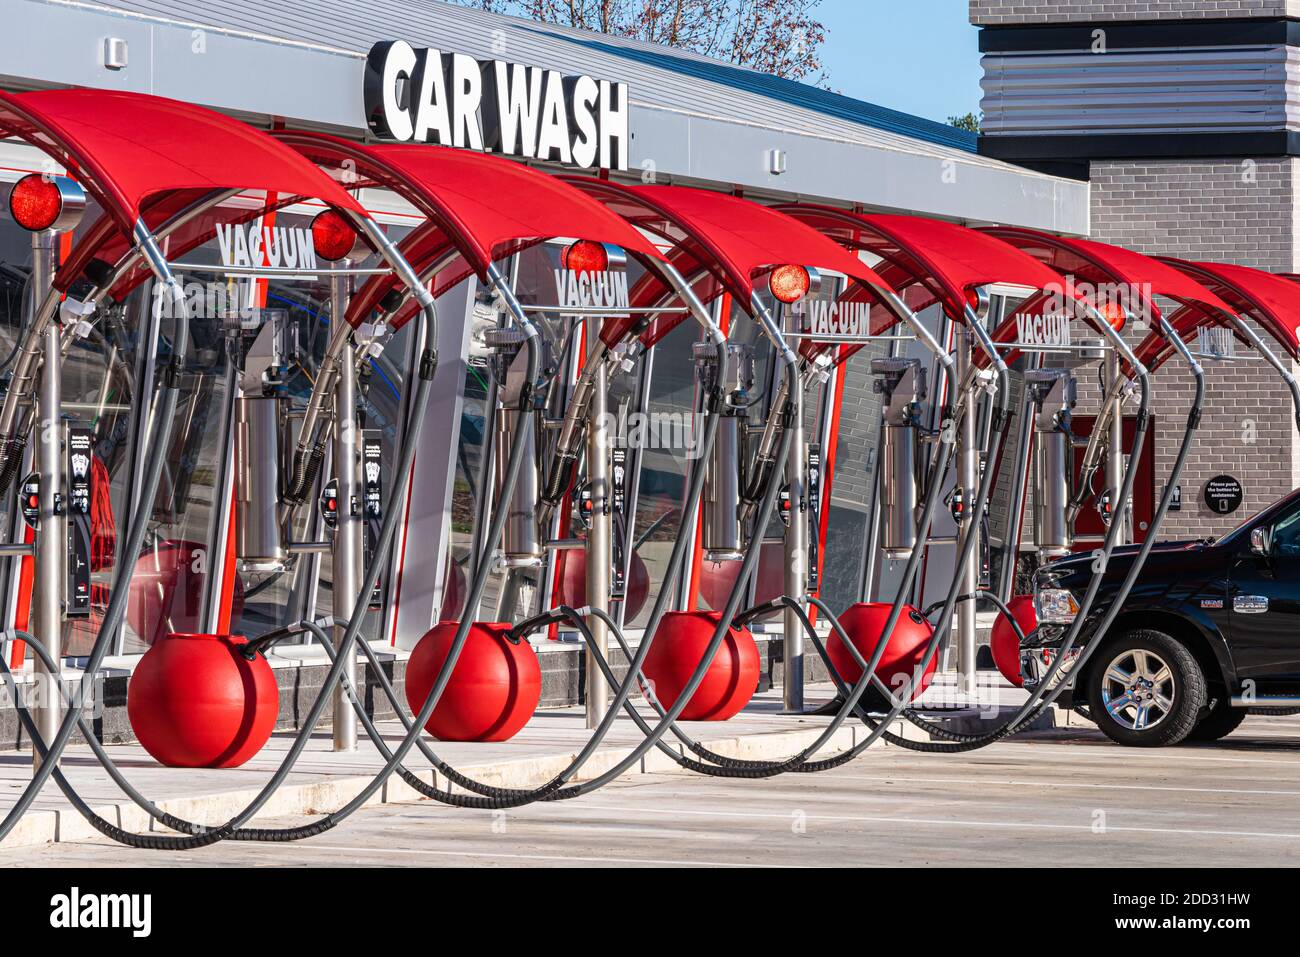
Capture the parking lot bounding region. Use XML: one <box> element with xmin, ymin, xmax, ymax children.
<box><xmin>8</xmin><ymin>712</ymin><xmax>1300</xmax><ymax>868</ymax></box>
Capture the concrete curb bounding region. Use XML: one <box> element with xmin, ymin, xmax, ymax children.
<box><xmin>2</xmin><ymin>718</ymin><xmax>910</xmax><ymax>850</ymax></box>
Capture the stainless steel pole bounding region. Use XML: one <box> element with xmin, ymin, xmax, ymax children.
<box><xmin>955</xmin><ymin>329</ymin><xmax>978</xmax><ymax>697</ymax></box>
<box><xmin>783</xmin><ymin>361</ymin><xmax>807</xmax><ymax>713</ymax></box>
<box><xmin>585</xmin><ymin>319</ymin><xmax>610</xmax><ymax>730</ymax></box>
<box><xmin>31</xmin><ymin>231</ymin><xmax>61</xmax><ymax>770</ymax></box>
<box><xmin>331</xmin><ymin>273</ymin><xmax>359</xmax><ymax>753</ymax></box>
<box><xmin>1105</xmin><ymin>348</ymin><xmax>1128</xmax><ymax>543</ymax></box>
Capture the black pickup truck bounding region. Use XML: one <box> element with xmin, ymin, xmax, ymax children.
<box><xmin>1023</xmin><ymin>487</ymin><xmax>1300</xmax><ymax>747</ymax></box>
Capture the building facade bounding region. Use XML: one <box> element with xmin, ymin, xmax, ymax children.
<box><xmin>976</xmin><ymin>0</ymin><xmax>1300</xmax><ymax>540</ymax></box>
<box><xmin>2</xmin><ymin>0</ymin><xmax>1286</xmax><ymax>678</ymax></box>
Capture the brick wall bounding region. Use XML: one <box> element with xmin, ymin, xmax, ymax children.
<box><xmin>970</xmin><ymin>0</ymin><xmax>1293</xmax><ymax>24</ymax></box>
<box><xmin>1088</xmin><ymin>158</ymin><xmax>1300</xmax><ymax>538</ymax></box>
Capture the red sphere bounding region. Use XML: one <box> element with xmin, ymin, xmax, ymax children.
<box><xmin>641</xmin><ymin>611</ymin><xmax>759</xmax><ymax>721</ymax></box>
<box><xmin>828</xmin><ymin>602</ymin><xmax>937</xmax><ymax>701</ymax></box>
<box><xmin>991</xmin><ymin>595</ymin><xmax>1037</xmax><ymax>688</ymax></box>
<box><xmin>697</xmin><ymin>542</ymin><xmax>785</xmax><ymax>613</ymax></box>
<box><xmin>405</xmin><ymin>622</ymin><xmax>541</xmax><ymax>741</ymax></box>
<box><xmin>127</xmin><ymin>633</ymin><xmax>279</xmax><ymax>768</ymax></box>
<box><xmin>555</xmin><ymin>549</ymin><xmax>650</xmax><ymax>621</ymax></box>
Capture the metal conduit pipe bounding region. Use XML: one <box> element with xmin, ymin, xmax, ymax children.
<box><xmin>0</xmin><ymin>220</ymin><xmax>195</xmax><ymax>843</ymax></box>
<box><xmin>832</xmin><ymin>307</ymin><xmax>1176</xmax><ymax>754</ymax></box>
<box><xmin>27</xmin><ymin>250</ymin><xmax>732</xmax><ymax>842</ymax></box>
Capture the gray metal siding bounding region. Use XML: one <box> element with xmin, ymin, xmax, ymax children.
<box><xmin>982</xmin><ymin>45</ymin><xmax>1300</xmax><ymax>137</ymax></box>
<box><xmin>1</xmin><ymin>0</ymin><xmax>1087</xmax><ymax>231</ymax></box>
<box><xmin>69</xmin><ymin>0</ymin><xmax>1004</xmax><ymax>165</ymax></box>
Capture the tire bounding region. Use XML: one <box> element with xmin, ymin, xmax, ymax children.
<box><xmin>1086</xmin><ymin>629</ymin><xmax>1207</xmax><ymax>748</ymax></box>
<box><xmin>1187</xmin><ymin>696</ymin><xmax>1247</xmax><ymax>742</ymax></box>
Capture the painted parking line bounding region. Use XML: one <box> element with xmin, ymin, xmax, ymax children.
<box><xmin>558</xmin><ymin>803</ymin><xmax>1300</xmax><ymax>840</ymax></box>
<box><xmin>852</xmin><ymin>775</ymin><xmax>1300</xmax><ymax>797</ymax></box>
<box><xmin>278</xmin><ymin>842</ymin><xmax>793</xmax><ymax>868</ymax></box>
<box><xmin>917</xmin><ymin>745</ymin><xmax>1300</xmax><ymax>768</ymax></box>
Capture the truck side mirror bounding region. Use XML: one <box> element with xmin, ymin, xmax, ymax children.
<box><xmin>1251</xmin><ymin>527</ymin><xmax>1272</xmax><ymax>557</ymax></box>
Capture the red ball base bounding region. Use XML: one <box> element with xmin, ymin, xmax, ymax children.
<box><xmin>405</xmin><ymin>622</ymin><xmax>541</xmax><ymax>742</ymax></box>
<box><xmin>127</xmin><ymin>633</ymin><xmax>279</xmax><ymax>768</ymax></box>
<box><xmin>991</xmin><ymin>595</ymin><xmax>1037</xmax><ymax>688</ymax></box>
<box><xmin>641</xmin><ymin>611</ymin><xmax>759</xmax><ymax>721</ymax></box>
<box><xmin>828</xmin><ymin>603</ymin><xmax>937</xmax><ymax>700</ymax></box>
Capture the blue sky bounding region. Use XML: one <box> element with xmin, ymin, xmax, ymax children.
<box><xmin>816</xmin><ymin>0</ymin><xmax>983</xmax><ymax>123</ymax></box>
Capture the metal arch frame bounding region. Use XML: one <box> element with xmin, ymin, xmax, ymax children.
<box><xmin>277</xmin><ymin>149</ymin><xmax>734</xmax><ymax>729</ymax></box>
<box><xmin>1150</xmin><ymin>259</ymin><xmax>1300</xmax><ymax>430</ymax></box>
<box><xmin>0</xmin><ymin>94</ymin><xmax>442</xmax><ymax>825</ymax></box>
<box><xmin>561</xmin><ymin>182</ymin><xmax>968</xmax><ymax>707</ymax></box>
<box><xmin>976</xmin><ymin>227</ymin><xmax>1237</xmax><ymax>515</ymax></box>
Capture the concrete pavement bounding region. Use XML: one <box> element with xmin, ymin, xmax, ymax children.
<box><xmin>5</xmin><ymin>710</ymin><xmax>1300</xmax><ymax>867</ymax></box>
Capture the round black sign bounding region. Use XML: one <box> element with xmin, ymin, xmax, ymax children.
<box><xmin>1203</xmin><ymin>475</ymin><xmax>1243</xmax><ymax>514</ymax></box>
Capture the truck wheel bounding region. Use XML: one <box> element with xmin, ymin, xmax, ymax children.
<box><xmin>1187</xmin><ymin>696</ymin><xmax>1247</xmax><ymax>742</ymax></box>
<box><xmin>1086</xmin><ymin>630</ymin><xmax>1207</xmax><ymax>748</ymax></box>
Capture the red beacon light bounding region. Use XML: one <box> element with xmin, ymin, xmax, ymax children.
<box><xmin>1098</xmin><ymin>299</ymin><xmax>1128</xmax><ymax>332</ymax></box>
<box><xmin>8</xmin><ymin>173</ymin><xmax>86</xmax><ymax>233</ymax></box>
<box><xmin>311</xmin><ymin>208</ymin><xmax>361</xmax><ymax>262</ymax></box>
<box><xmin>769</xmin><ymin>264</ymin><xmax>813</xmax><ymax>304</ymax></box>
<box><xmin>965</xmin><ymin>285</ymin><xmax>991</xmax><ymax>321</ymax></box>
<box><xmin>562</xmin><ymin>239</ymin><xmax>621</xmax><ymax>276</ymax></box>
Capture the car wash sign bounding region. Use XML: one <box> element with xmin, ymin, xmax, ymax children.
<box><xmin>364</xmin><ymin>41</ymin><xmax>630</xmax><ymax>171</ymax></box>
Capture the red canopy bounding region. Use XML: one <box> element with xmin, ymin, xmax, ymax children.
<box><xmin>562</xmin><ymin>180</ymin><xmax>902</xmax><ymax>350</ymax></box>
<box><xmin>565</xmin><ymin>182</ymin><xmax>892</xmax><ymax>302</ymax></box>
<box><xmin>0</xmin><ymin>89</ymin><xmax>364</xmax><ymax>236</ymax></box>
<box><xmin>779</xmin><ymin>206</ymin><xmax>1070</xmax><ymax>365</ymax></box>
<box><xmin>277</xmin><ymin>133</ymin><xmax>667</xmax><ymax>330</ymax></box>
<box><xmin>981</xmin><ymin>228</ymin><xmax>1234</xmax><ymax>319</ymax></box>
<box><xmin>1138</xmin><ymin>259</ymin><xmax>1300</xmax><ymax>371</ymax></box>
<box><xmin>781</xmin><ymin>207</ymin><xmax>1063</xmax><ymax>310</ymax></box>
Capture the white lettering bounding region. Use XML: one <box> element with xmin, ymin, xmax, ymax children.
<box><xmin>449</xmin><ymin>53</ymin><xmax>484</xmax><ymax>150</ymax></box>
<box><xmin>366</xmin><ymin>42</ymin><xmax>630</xmax><ymax>171</ymax></box>
<box><xmin>599</xmin><ymin>79</ymin><xmax>629</xmax><ymax>170</ymax></box>
<box><xmin>49</xmin><ymin>887</ymin><xmax>151</xmax><ymax>938</ymax></box>
<box><xmin>569</xmin><ymin>74</ymin><xmax>600</xmax><ymax>169</ymax></box>
<box><xmin>412</xmin><ymin>48</ymin><xmax>452</xmax><ymax>145</ymax></box>
<box><xmin>536</xmin><ymin>71</ymin><xmax>573</xmax><ymax>165</ymax></box>
<box><xmin>1015</xmin><ymin>312</ymin><xmax>1072</xmax><ymax>347</ymax></box>
<box><xmin>492</xmin><ymin>61</ymin><xmax>542</xmax><ymax>158</ymax></box>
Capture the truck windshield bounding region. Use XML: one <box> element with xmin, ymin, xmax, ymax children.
<box><xmin>1215</xmin><ymin>489</ymin><xmax>1300</xmax><ymax>546</ymax></box>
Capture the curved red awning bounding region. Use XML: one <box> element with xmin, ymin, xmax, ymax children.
<box><xmin>778</xmin><ymin>206</ymin><xmax>1071</xmax><ymax>365</ymax></box>
<box><xmin>277</xmin><ymin>133</ymin><xmax>667</xmax><ymax>330</ymax></box>
<box><xmin>0</xmin><ymin>89</ymin><xmax>365</xmax><ymax>237</ymax></box>
<box><xmin>562</xmin><ymin>179</ymin><xmax>901</xmax><ymax>351</ymax></box>
<box><xmin>780</xmin><ymin>206</ymin><xmax>1063</xmax><ymax>311</ymax></box>
<box><xmin>564</xmin><ymin>181</ymin><xmax>893</xmax><ymax>302</ymax></box>
<box><xmin>1134</xmin><ymin>259</ymin><xmax>1300</xmax><ymax>371</ymax></box>
<box><xmin>980</xmin><ymin>228</ymin><xmax>1234</xmax><ymax>319</ymax></box>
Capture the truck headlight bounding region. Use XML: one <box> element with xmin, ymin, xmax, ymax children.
<box><xmin>1035</xmin><ymin>588</ymin><xmax>1079</xmax><ymax>624</ymax></box>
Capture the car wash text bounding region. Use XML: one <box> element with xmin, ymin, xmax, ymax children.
<box><xmin>364</xmin><ymin>41</ymin><xmax>630</xmax><ymax>171</ymax></box>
